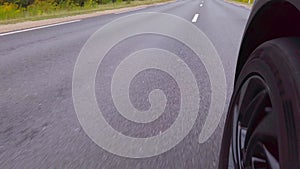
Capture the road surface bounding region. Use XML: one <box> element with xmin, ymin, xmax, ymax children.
<box><xmin>0</xmin><ymin>0</ymin><xmax>249</xmax><ymax>168</ymax></box>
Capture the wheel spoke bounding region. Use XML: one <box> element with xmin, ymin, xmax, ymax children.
<box><xmin>263</xmin><ymin>144</ymin><xmax>280</xmax><ymax>169</ymax></box>
<box><xmin>243</xmin><ymin>89</ymin><xmax>271</xmax><ymax>146</ymax></box>
<box><xmin>241</xmin><ymin>89</ymin><xmax>268</xmax><ymax>126</ymax></box>
<box><xmin>245</xmin><ymin>112</ymin><xmax>279</xmax><ymax>168</ymax></box>
<box><xmin>248</xmin><ymin>143</ymin><xmax>279</xmax><ymax>169</ymax></box>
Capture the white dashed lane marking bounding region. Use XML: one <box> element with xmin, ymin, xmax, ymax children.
<box><xmin>192</xmin><ymin>14</ymin><xmax>199</xmax><ymax>23</ymax></box>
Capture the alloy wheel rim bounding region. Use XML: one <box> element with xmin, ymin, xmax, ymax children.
<box><xmin>230</xmin><ymin>75</ymin><xmax>280</xmax><ymax>169</ymax></box>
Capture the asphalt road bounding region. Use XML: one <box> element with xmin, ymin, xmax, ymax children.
<box><xmin>0</xmin><ymin>0</ymin><xmax>249</xmax><ymax>168</ymax></box>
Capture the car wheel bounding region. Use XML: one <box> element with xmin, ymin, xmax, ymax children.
<box><xmin>219</xmin><ymin>38</ymin><xmax>300</xmax><ymax>169</ymax></box>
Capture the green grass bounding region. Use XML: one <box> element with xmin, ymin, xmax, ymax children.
<box><xmin>0</xmin><ymin>0</ymin><xmax>172</xmax><ymax>24</ymax></box>
<box><xmin>231</xmin><ymin>0</ymin><xmax>254</xmax><ymax>5</ymax></box>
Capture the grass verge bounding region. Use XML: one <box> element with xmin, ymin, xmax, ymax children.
<box><xmin>227</xmin><ymin>0</ymin><xmax>253</xmax><ymax>8</ymax></box>
<box><xmin>0</xmin><ymin>0</ymin><xmax>172</xmax><ymax>25</ymax></box>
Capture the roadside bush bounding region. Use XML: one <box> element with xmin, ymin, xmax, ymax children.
<box><xmin>235</xmin><ymin>0</ymin><xmax>254</xmax><ymax>4</ymax></box>
<box><xmin>0</xmin><ymin>0</ymin><xmax>156</xmax><ymax>21</ymax></box>
<box><xmin>83</xmin><ymin>0</ymin><xmax>98</xmax><ymax>8</ymax></box>
<box><xmin>0</xmin><ymin>2</ymin><xmax>21</xmax><ymax>19</ymax></box>
<box><xmin>27</xmin><ymin>0</ymin><xmax>57</xmax><ymax>15</ymax></box>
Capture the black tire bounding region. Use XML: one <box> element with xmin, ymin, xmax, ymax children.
<box><xmin>219</xmin><ymin>38</ymin><xmax>300</xmax><ymax>169</ymax></box>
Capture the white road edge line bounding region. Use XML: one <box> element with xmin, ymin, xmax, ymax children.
<box><xmin>0</xmin><ymin>19</ymin><xmax>81</xmax><ymax>37</ymax></box>
<box><xmin>192</xmin><ymin>14</ymin><xmax>199</xmax><ymax>23</ymax></box>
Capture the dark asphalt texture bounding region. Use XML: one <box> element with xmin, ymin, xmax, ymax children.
<box><xmin>0</xmin><ymin>0</ymin><xmax>249</xmax><ymax>168</ymax></box>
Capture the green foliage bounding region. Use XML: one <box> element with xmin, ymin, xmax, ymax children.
<box><xmin>0</xmin><ymin>0</ymin><xmax>110</xmax><ymax>20</ymax></box>
<box><xmin>0</xmin><ymin>0</ymin><xmax>167</xmax><ymax>21</ymax></box>
<box><xmin>0</xmin><ymin>2</ymin><xmax>23</xmax><ymax>19</ymax></box>
<box><xmin>233</xmin><ymin>0</ymin><xmax>254</xmax><ymax>4</ymax></box>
